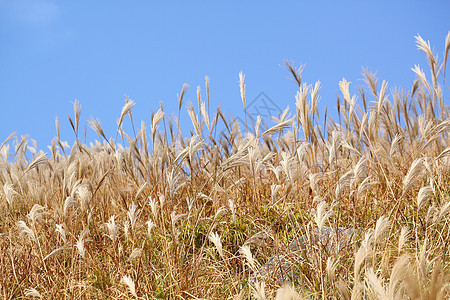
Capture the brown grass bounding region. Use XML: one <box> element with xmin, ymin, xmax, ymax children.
<box><xmin>0</xmin><ymin>33</ymin><xmax>450</xmax><ymax>299</ymax></box>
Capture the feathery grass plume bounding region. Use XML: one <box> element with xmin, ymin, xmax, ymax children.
<box><xmin>3</xmin><ymin>183</ymin><xmax>18</xmax><ymax>208</ymax></box>
<box><xmin>67</xmin><ymin>99</ymin><xmax>81</xmax><ymax>138</ymax></box>
<box><xmin>208</xmin><ymin>231</ymin><xmax>224</xmax><ymax>259</ymax></box>
<box><xmin>43</xmin><ymin>246</ymin><xmax>65</xmax><ymax>261</ymax></box>
<box><xmin>326</xmin><ymin>256</ymin><xmax>338</xmax><ymax>279</ymax></box>
<box><xmin>151</xmin><ymin>108</ymin><xmax>165</xmax><ymax>144</ymax></box>
<box><xmin>186</xmin><ymin>196</ymin><xmax>195</xmax><ymax>212</ymax></box>
<box><xmin>365</xmin><ymin>269</ymin><xmax>388</xmax><ymax>299</ymax></box>
<box><xmin>366</xmin><ymin>255</ymin><xmax>409</xmax><ymax>299</ymax></box>
<box><xmin>411</xmin><ymin>64</ymin><xmax>432</xmax><ymax>95</ymax></box>
<box><xmin>0</xmin><ymin>131</ymin><xmax>15</xmax><ymax>153</ymax></box>
<box><xmin>354</xmin><ymin>243</ymin><xmax>371</xmax><ymax>280</ymax></box>
<box><xmin>373</xmin><ymin>215</ymin><xmax>390</xmax><ymax>244</ymax></box>
<box><xmin>398</xmin><ymin>226</ymin><xmax>410</xmax><ymax>254</ymax></box>
<box><xmin>314</xmin><ymin>200</ymin><xmax>334</xmax><ymax>231</ymax></box>
<box><xmin>123</xmin><ymin>220</ymin><xmax>130</xmax><ymax>240</ymax></box>
<box><xmin>270</xmin><ymin>184</ymin><xmax>281</xmax><ymax>204</ymax></box>
<box><xmin>417</xmin><ymin>185</ymin><xmax>434</xmax><ymax>208</ymax></box>
<box><xmin>239</xmin><ymin>71</ymin><xmax>246</xmax><ymax>109</ymax></box>
<box><xmin>205</xmin><ymin>75</ymin><xmax>210</xmax><ymax>112</ymax></box>
<box><xmin>389</xmin><ymin>133</ymin><xmax>403</xmax><ymax>158</ymax></box>
<box><xmin>88</xmin><ymin>118</ymin><xmax>107</xmax><ymax>142</ymax></box>
<box><xmin>336</xmin><ymin>280</ymin><xmax>351</xmax><ymax>300</ymax></box>
<box><xmin>377</xmin><ymin>80</ymin><xmax>388</xmax><ymax>115</ymax></box>
<box><xmin>121</xmin><ymin>275</ymin><xmax>138</xmax><ymax>299</ymax></box>
<box><xmin>200</xmin><ymin>101</ymin><xmax>211</xmax><ymax>133</ymax></box>
<box><xmin>170</xmin><ymin>211</ymin><xmax>187</xmax><ymax>229</ymax></box>
<box><xmin>55</xmin><ymin>224</ymin><xmax>67</xmax><ymax>245</ymax></box>
<box><xmin>129</xmin><ymin>247</ymin><xmax>143</xmax><ymax>261</ymax></box>
<box><xmin>251</xmin><ymin>281</ymin><xmax>266</xmax><ymax>300</ymax></box>
<box><xmin>104</xmin><ymin>215</ymin><xmax>118</xmax><ymax>243</ymax></box>
<box><xmin>24</xmin><ymin>287</ymin><xmax>42</xmax><ymax>298</ymax></box>
<box><xmin>27</xmin><ymin>204</ymin><xmax>46</xmax><ymax>227</ymax></box>
<box><xmin>196</xmin><ymin>85</ymin><xmax>201</xmax><ymax>116</ymax></box>
<box><xmin>262</xmin><ymin>118</ymin><xmax>293</xmax><ymax>136</ymax></box>
<box><xmin>187</xmin><ymin>102</ymin><xmax>203</xmax><ymax>138</ymax></box>
<box><xmin>339</xmin><ymin>78</ymin><xmax>351</xmax><ymax>104</ymax></box>
<box><xmin>177</xmin><ymin>83</ymin><xmax>189</xmax><ymax>113</ymax></box>
<box><xmin>357</xmin><ymin>176</ymin><xmax>376</xmax><ymax>200</ymax></box>
<box><xmin>75</xmin><ymin>184</ymin><xmax>90</xmax><ymax>213</ymax></box>
<box><xmin>403</xmin><ymin>158</ymin><xmax>425</xmax><ymax>196</ymax></box>
<box><xmin>239</xmin><ymin>245</ymin><xmax>257</xmax><ymax>271</ymax></box>
<box><xmin>116</xmin><ymin>98</ymin><xmax>135</xmax><ymax>140</ymax></box>
<box><xmin>24</xmin><ymin>152</ymin><xmax>48</xmax><ymax>174</ymax></box>
<box><xmin>284</xmin><ymin>60</ymin><xmax>304</xmax><ymax>87</ymax></box>
<box><xmin>63</xmin><ymin>196</ymin><xmax>77</xmax><ymax>216</ymax></box>
<box><xmin>127</xmin><ymin>202</ymin><xmax>141</xmax><ymax>230</ymax></box>
<box><xmin>17</xmin><ymin>220</ymin><xmax>36</xmax><ymax>243</ymax></box>
<box><xmin>275</xmin><ymin>284</ymin><xmax>302</xmax><ymax>300</ymax></box>
<box><xmin>438</xmin><ymin>201</ymin><xmax>450</xmax><ymax>221</ymax></box>
<box><xmin>75</xmin><ymin>229</ymin><xmax>89</xmax><ymax>259</ymax></box>
<box><xmin>435</xmin><ymin>146</ymin><xmax>450</xmax><ymax>161</ymax></box>
<box><xmin>228</xmin><ymin>199</ymin><xmax>236</xmax><ymax>223</ymax></box>
<box><xmin>148</xmin><ymin>197</ymin><xmax>158</xmax><ymax>219</ymax></box>
<box><xmin>239</xmin><ymin>71</ymin><xmax>248</xmax><ymax>132</ymax></box>
<box><xmin>55</xmin><ymin>115</ymin><xmax>60</xmax><ymax>141</ymax></box>
<box><xmin>166</xmin><ymin>169</ymin><xmax>183</xmax><ymax>200</ymax></box>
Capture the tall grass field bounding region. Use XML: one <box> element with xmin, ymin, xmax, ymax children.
<box><xmin>1</xmin><ymin>34</ymin><xmax>450</xmax><ymax>299</ymax></box>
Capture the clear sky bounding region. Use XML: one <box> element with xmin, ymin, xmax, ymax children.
<box><xmin>1</xmin><ymin>1</ymin><xmax>449</xmax><ymax>148</ymax></box>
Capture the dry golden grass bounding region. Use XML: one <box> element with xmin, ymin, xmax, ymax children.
<box><xmin>1</xmin><ymin>33</ymin><xmax>450</xmax><ymax>299</ymax></box>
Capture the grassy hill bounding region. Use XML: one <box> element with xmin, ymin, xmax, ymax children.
<box><xmin>1</xmin><ymin>33</ymin><xmax>449</xmax><ymax>299</ymax></box>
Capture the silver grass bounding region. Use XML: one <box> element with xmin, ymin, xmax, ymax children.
<box><xmin>357</xmin><ymin>176</ymin><xmax>377</xmax><ymax>200</ymax></box>
<box><xmin>251</xmin><ymin>281</ymin><xmax>266</xmax><ymax>300</ymax></box>
<box><xmin>128</xmin><ymin>247</ymin><xmax>143</xmax><ymax>261</ymax></box>
<box><xmin>275</xmin><ymin>284</ymin><xmax>302</xmax><ymax>300</ymax></box>
<box><xmin>17</xmin><ymin>220</ymin><xmax>36</xmax><ymax>242</ymax></box>
<box><xmin>24</xmin><ymin>288</ymin><xmax>42</xmax><ymax>298</ymax></box>
<box><xmin>239</xmin><ymin>245</ymin><xmax>257</xmax><ymax>271</ymax></box>
<box><xmin>398</xmin><ymin>226</ymin><xmax>410</xmax><ymax>254</ymax></box>
<box><xmin>411</xmin><ymin>64</ymin><xmax>431</xmax><ymax>94</ymax></box>
<box><xmin>239</xmin><ymin>71</ymin><xmax>246</xmax><ymax>109</ymax></box>
<box><xmin>208</xmin><ymin>231</ymin><xmax>224</xmax><ymax>259</ymax></box>
<box><xmin>75</xmin><ymin>229</ymin><xmax>89</xmax><ymax>259</ymax></box>
<box><xmin>314</xmin><ymin>200</ymin><xmax>334</xmax><ymax>231</ymax></box>
<box><xmin>104</xmin><ymin>215</ymin><xmax>118</xmax><ymax>243</ymax></box>
<box><xmin>123</xmin><ymin>220</ymin><xmax>130</xmax><ymax>240</ymax></box>
<box><xmin>365</xmin><ymin>268</ymin><xmax>388</xmax><ymax>299</ymax></box>
<box><xmin>170</xmin><ymin>211</ymin><xmax>187</xmax><ymax>229</ymax></box>
<box><xmin>373</xmin><ymin>215</ymin><xmax>390</xmax><ymax>244</ymax></box>
<box><xmin>3</xmin><ymin>183</ymin><xmax>18</xmax><ymax>208</ymax></box>
<box><xmin>151</xmin><ymin>108</ymin><xmax>165</xmax><ymax>143</ymax></box>
<box><xmin>127</xmin><ymin>202</ymin><xmax>141</xmax><ymax>230</ymax></box>
<box><xmin>117</xmin><ymin>99</ymin><xmax>135</xmax><ymax>131</ymax></box>
<box><xmin>27</xmin><ymin>204</ymin><xmax>46</xmax><ymax>227</ymax></box>
<box><xmin>55</xmin><ymin>224</ymin><xmax>67</xmax><ymax>244</ymax></box>
<box><xmin>326</xmin><ymin>256</ymin><xmax>338</xmax><ymax>279</ymax></box>
<box><xmin>43</xmin><ymin>246</ymin><xmax>65</xmax><ymax>261</ymax></box>
<box><xmin>417</xmin><ymin>185</ymin><xmax>434</xmax><ymax>208</ymax></box>
<box><xmin>403</xmin><ymin>158</ymin><xmax>425</xmax><ymax>196</ymax></box>
<box><xmin>75</xmin><ymin>185</ymin><xmax>90</xmax><ymax>212</ymax></box>
<box><xmin>24</xmin><ymin>152</ymin><xmax>48</xmax><ymax>174</ymax></box>
<box><xmin>148</xmin><ymin>197</ymin><xmax>158</xmax><ymax>219</ymax></box>
<box><xmin>121</xmin><ymin>275</ymin><xmax>138</xmax><ymax>299</ymax></box>
<box><xmin>63</xmin><ymin>196</ymin><xmax>77</xmax><ymax>216</ymax></box>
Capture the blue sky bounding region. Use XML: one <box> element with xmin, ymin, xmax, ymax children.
<box><xmin>0</xmin><ymin>1</ymin><xmax>449</xmax><ymax>148</ymax></box>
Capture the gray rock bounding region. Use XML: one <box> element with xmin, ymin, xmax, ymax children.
<box><xmin>251</xmin><ymin>227</ymin><xmax>359</xmax><ymax>283</ymax></box>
